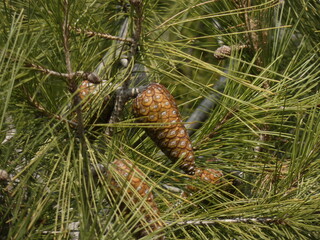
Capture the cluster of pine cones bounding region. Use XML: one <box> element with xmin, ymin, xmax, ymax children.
<box><xmin>79</xmin><ymin>81</ymin><xmax>224</xmax><ymax>239</ymax></box>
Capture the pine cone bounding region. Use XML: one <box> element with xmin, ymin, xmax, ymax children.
<box><xmin>79</xmin><ymin>80</ymin><xmax>107</xmax><ymax>101</ymax></box>
<box><xmin>132</xmin><ymin>83</ymin><xmax>196</xmax><ymax>175</ymax></box>
<box><xmin>186</xmin><ymin>167</ymin><xmax>223</xmax><ymax>192</ymax></box>
<box><xmin>214</xmin><ymin>45</ymin><xmax>231</xmax><ymax>59</ymax></box>
<box><xmin>107</xmin><ymin>159</ymin><xmax>165</xmax><ymax>239</ymax></box>
<box><xmin>214</xmin><ymin>44</ymin><xmax>248</xmax><ymax>59</ymax></box>
<box><xmin>78</xmin><ymin>80</ymin><xmax>114</xmax><ymax>123</ymax></box>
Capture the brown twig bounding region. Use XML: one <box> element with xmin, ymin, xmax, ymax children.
<box><xmin>107</xmin><ymin>1</ymin><xmax>144</xmax><ymax>134</ymax></box>
<box><xmin>25</xmin><ymin>63</ymin><xmax>101</xmax><ymax>83</ymax></box>
<box><xmin>73</xmin><ymin>27</ymin><xmax>134</xmax><ymax>44</ymax></box>
<box><xmin>62</xmin><ymin>0</ymin><xmax>92</xmax><ymax>233</ymax></box>
<box><xmin>62</xmin><ymin>1</ymin><xmax>86</xmax><ymax>141</ymax></box>
<box><xmin>130</xmin><ymin>0</ymin><xmax>143</xmax><ymax>55</ymax></box>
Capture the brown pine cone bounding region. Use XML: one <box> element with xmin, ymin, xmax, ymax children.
<box><xmin>132</xmin><ymin>83</ymin><xmax>196</xmax><ymax>175</ymax></box>
<box><xmin>107</xmin><ymin>159</ymin><xmax>165</xmax><ymax>239</ymax></box>
<box><xmin>186</xmin><ymin>167</ymin><xmax>223</xmax><ymax>192</ymax></box>
<box><xmin>78</xmin><ymin>80</ymin><xmax>114</xmax><ymax>124</ymax></box>
<box><xmin>79</xmin><ymin>80</ymin><xmax>108</xmax><ymax>101</ymax></box>
<box><xmin>214</xmin><ymin>45</ymin><xmax>231</xmax><ymax>59</ymax></box>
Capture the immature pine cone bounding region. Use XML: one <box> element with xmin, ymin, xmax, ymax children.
<box><xmin>79</xmin><ymin>80</ymin><xmax>107</xmax><ymax>100</ymax></box>
<box><xmin>107</xmin><ymin>159</ymin><xmax>165</xmax><ymax>239</ymax></box>
<box><xmin>186</xmin><ymin>167</ymin><xmax>223</xmax><ymax>192</ymax></box>
<box><xmin>214</xmin><ymin>45</ymin><xmax>231</xmax><ymax>59</ymax></box>
<box><xmin>78</xmin><ymin>80</ymin><xmax>114</xmax><ymax>123</ymax></box>
<box><xmin>133</xmin><ymin>83</ymin><xmax>196</xmax><ymax>175</ymax></box>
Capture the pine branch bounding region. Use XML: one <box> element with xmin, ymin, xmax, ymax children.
<box><xmin>24</xmin><ymin>62</ymin><xmax>145</xmax><ymax>131</ymax></box>
<box><xmin>94</xmin><ymin>18</ymin><xmax>131</xmax><ymax>76</ymax></box>
<box><xmin>62</xmin><ymin>0</ymin><xmax>91</xmax><ymax>234</ymax></box>
<box><xmin>92</xmin><ymin>19</ymin><xmax>131</xmax><ymax>134</ymax></box>
<box><xmin>171</xmin><ymin>217</ymin><xmax>285</xmax><ymax>226</ymax></box>
<box><xmin>107</xmin><ymin>1</ymin><xmax>144</xmax><ymax>134</ymax></box>
<box><xmin>39</xmin><ymin>217</ymin><xmax>286</xmax><ymax>236</ymax></box>
<box><xmin>25</xmin><ymin>63</ymin><xmax>102</xmax><ymax>83</ymax></box>
<box><xmin>62</xmin><ymin>0</ymin><xmax>86</xmax><ymax>143</ymax></box>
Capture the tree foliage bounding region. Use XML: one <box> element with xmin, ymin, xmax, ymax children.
<box><xmin>1</xmin><ymin>0</ymin><xmax>319</xmax><ymax>239</ymax></box>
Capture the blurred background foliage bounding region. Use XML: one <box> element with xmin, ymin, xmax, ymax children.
<box><xmin>0</xmin><ymin>0</ymin><xmax>319</xmax><ymax>239</ymax></box>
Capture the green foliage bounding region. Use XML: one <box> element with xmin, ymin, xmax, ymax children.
<box><xmin>1</xmin><ymin>0</ymin><xmax>319</xmax><ymax>239</ymax></box>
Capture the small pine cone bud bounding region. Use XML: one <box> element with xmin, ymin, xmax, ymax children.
<box><xmin>0</xmin><ymin>169</ymin><xmax>9</xmax><ymax>182</ymax></box>
<box><xmin>187</xmin><ymin>167</ymin><xmax>223</xmax><ymax>192</ymax></box>
<box><xmin>214</xmin><ymin>45</ymin><xmax>231</xmax><ymax>59</ymax></box>
<box><xmin>132</xmin><ymin>83</ymin><xmax>196</xmax><ymax>175</ymax></box>
<box><xmin>107</xmin><ymin>159</ymin><xmax>165</xmax><ymax>239</ymax></box>
<box><xmin>86</xmin><ymin>72</ymin><xmax>101</xmax><ymax>83</ymax></box>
